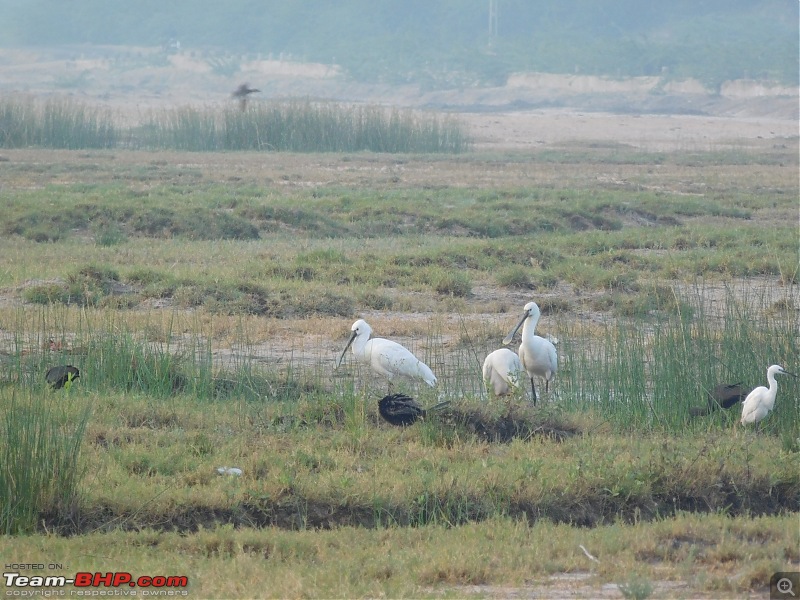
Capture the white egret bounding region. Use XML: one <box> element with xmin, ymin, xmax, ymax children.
<box><xmin>482</xmin><ymin>348</ymin><xmax>523</xmax><ymax>397</ymax></box>
<box><xmin>740</xmin><ymin>364</ymin><xmax>796</xmax><ymax>426</ymax></box>
<box><xmin>336</xmin><ymin>319</ymin><xmax>437</xmax><ymax>390</ymax></box>
<box><xmin>502</xmin><ymin>301</ymin><xmax>557</xmax><ymax>405</ymax></box>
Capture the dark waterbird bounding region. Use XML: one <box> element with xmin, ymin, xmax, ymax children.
<box><xmin>378</xmin><ymin>393</ymin><xmax>450</xmax><ymax>427</ymax></box>
<box><xmin>46</xmin><ymin>365</ymin><xmax>80</xmax><ymax>389</ymax></box>
<box><xmin>689</xmin><ymin>382</ymin><xmax>751</xmax><ymax>417</ymax></box>
<box><xmin>232</xmin><ymin>83</ymin><xmax>260</xmax><ymax>110</ymax></box>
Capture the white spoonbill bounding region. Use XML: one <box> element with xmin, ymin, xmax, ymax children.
<box><xmin>336</xmin><ymin>319</ymin><xmax>437</xmax><ymax>389</ymax></box>
<box><xmin>482</xmin><ymin>348</ymin><xmax>523</xmax><ymax>397</ymax></box>
<box><xmin>740</xmin><ymin>364</ymin><xmax>796</xmax><ymax>426</ymax></box>
<box><xmin>502</xmin><ymin>301</ymin><xmax>557</xmax><ymax>405</ymax></box>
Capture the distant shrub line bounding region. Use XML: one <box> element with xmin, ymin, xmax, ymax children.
<box><xmin>0</xmin><ymin>96</ymin><xmax>469</xmax><ymax>153</ymax></box>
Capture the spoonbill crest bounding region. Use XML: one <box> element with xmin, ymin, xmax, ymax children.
<box><xmin>503</xmin><ymin>301</ymin><xmax>557</xmax><ymax>405</ymax></box>
<box><xmin>482</xmin><ymin>348</ymin><xmax>523</xmax><ymax>397</ymax></box>
<box><xmin>336</xmin><ymin>319</ymin><xmax>437</xmax><ymax>389</ymax></box>
<box><xmin>378</xmin><ymin>393</ymin><xmax>450</xmax><ymax>427</ymax></box>
<box><xmin>740</xmin><ymin>364</ymin><xmax>796</xmax><ymax>426</ymax></box>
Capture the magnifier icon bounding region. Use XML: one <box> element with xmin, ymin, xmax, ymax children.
<box><xmin>778</xmin><ymin>578</ymin><xmax>796</xmax><ymax>597</ymax></box>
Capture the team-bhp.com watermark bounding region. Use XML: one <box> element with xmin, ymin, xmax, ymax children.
<box><xmin>3</xmin><ymin>568</ymin><xmax>189</xmax><ymax>597</ymax></box>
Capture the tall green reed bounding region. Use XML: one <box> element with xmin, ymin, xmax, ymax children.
<box><xmin>8</xmin><ymin>305</ymin><xmax>335</xmax><ymax>415</ymax></box>
<box><xmin>0</xmin><ymin>95</ymin><xmax>117</xmax><ymax>149</ymax></box>
<box><xmin>0</xmin><ymin>94</ymin><xmax>469</xmax><ymax>153</ymax></box>
<box><xmin>0</xmin><ymin>389</ymin><xmax>91</xmax><ymax>534</ymax></box>
<box><xmin>138</xmin><ymin>100</ymin><xmax>470</xmax><ymax>153</ymax></box>
<box><xmin>558</xmin><ymin>282</ymin><xmax>799</xmax><ymax>435</ymax></box>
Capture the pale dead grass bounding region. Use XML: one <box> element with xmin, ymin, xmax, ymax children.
<box><xmin>462</xmin><ymin>109</ymin><xmax>799</xmax><ymax>152</ymax></box>
<box><xmin>1</xmin><ymin>139</ymin><xmax>797</xmax><ymax>195</ymax></box>
<box><xmin>2</xmin><ymin>513</ymin><xmax>795</xmax><ymax>598</ymax></box>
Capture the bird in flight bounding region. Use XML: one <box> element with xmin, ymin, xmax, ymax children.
<box><xmin>232</xmin><ymin>83</ymin><xmax>260</xmax><ymax>111</ymax></box>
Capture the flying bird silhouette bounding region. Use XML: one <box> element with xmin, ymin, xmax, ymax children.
<box><xmin>232</xmin><ymin>83</ymin><xmax>260</xmax><ymax>111</ymax></box>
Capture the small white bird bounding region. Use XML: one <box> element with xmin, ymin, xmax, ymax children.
<box><xmin>740</xmin><ymin>364</ymin><xmax>796</xmax><ymax>426</ymax></box>
<box><xmin>336</xmin><ymin>319</ymin><xmax>437</xmax><ymax>389</ymax></box>
<box><xmin>216</xmin><ymin>466</ymin><xmax>243</xmax><ymax>477</ymax></box>
<box><xmin>482</xmin><ymin>348</ymin><xmax>523</xmax><ymax>397</ymax></box>
<box><xmin>503</xmin><ymin>301</ymin><xmax>558</xmax><ymax>405</ymax></box>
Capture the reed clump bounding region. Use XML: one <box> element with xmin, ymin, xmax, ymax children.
<box><xmin>0</xmin><ymin>95</ymin><xmax>117</xmax><ymax>149</ymax></box>
<box><xmin>0</xmin><ymin>390</ymin><xmax>91</xmax><ymax>534</ymax></box>
<box><xmin>0</xmin><ymin>95</ymin><xmax>469</xmax><ymax>154</ymax></box>
<box><xmin>139</xmin><ymin>101</ymin><xmax>470</xmax><ymax>153</ymax></box>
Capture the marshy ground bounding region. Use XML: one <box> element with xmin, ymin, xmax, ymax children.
<box><xmin>0</xmin><ymin>94</ymin><xmax>798</xmax><ymax>598</ymax></box>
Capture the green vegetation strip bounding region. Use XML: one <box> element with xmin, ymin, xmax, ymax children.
<box><xmin>2</xmin><ymin>385</ymin><xmax>796</xmax><ymax>538</ymax></box>
<box><xmin>0</xmin><ymin>290</ymin><xmax>797</xmax><ymax>537</ymax></box>
<box><xmin>2</xmin><ymin>166</ymin><xmax>796</xmax><ymax>317</ymax></box>
<box><xmin>0</xmin><ymin>96</ymin><xmax>469</xmax><ymax>153</ymax></box>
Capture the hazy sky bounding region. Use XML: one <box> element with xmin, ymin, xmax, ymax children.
<box><xmin>0</xmin><ymin>1</ymin><xmax>796</xmax><ymax>85</ymax></box>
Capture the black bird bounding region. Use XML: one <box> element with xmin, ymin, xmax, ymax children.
<box><xmin>378</xmin><ymin>393</ymin><xmax>450</xmax><ymax>427</ymax></box>
<box><xmin>232</xmin><ymin>83</ymin><xmax>260</xmax><ymax>111</ymax></box>
<box><xmin>689</xmin><ymin>382</ymin><xmax>751</xmax><ymax>417</ymax></box>
<box><xmin>46</xmin><ymin>365</ymin><xmax>80</xmax><ymax>390</ymax></box>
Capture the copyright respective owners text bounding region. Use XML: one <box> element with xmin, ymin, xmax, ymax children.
<box><xmin>3</xmin><ymin>564</ymin><xmax>190</xmax><ymax>597</ymax></box>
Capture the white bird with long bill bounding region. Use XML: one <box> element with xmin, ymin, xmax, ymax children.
<box><xmin>336</xmin><ymin>319</ymin><xmax>437</xmax><ymax>390</ymax></box>
<box><xmin>740</xmin><ymin>364</ymin><xmax>796</xmax><ymax>427</ymax></box>
<box><xmin>482</xmin><ymin>348</ymin><xmax>523</xmax><ymax>397</ymax></box>
<box><xmin>503</xmin><ymin>301</ymin><xmax>557</xmax><ymax>405</ymax></box>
